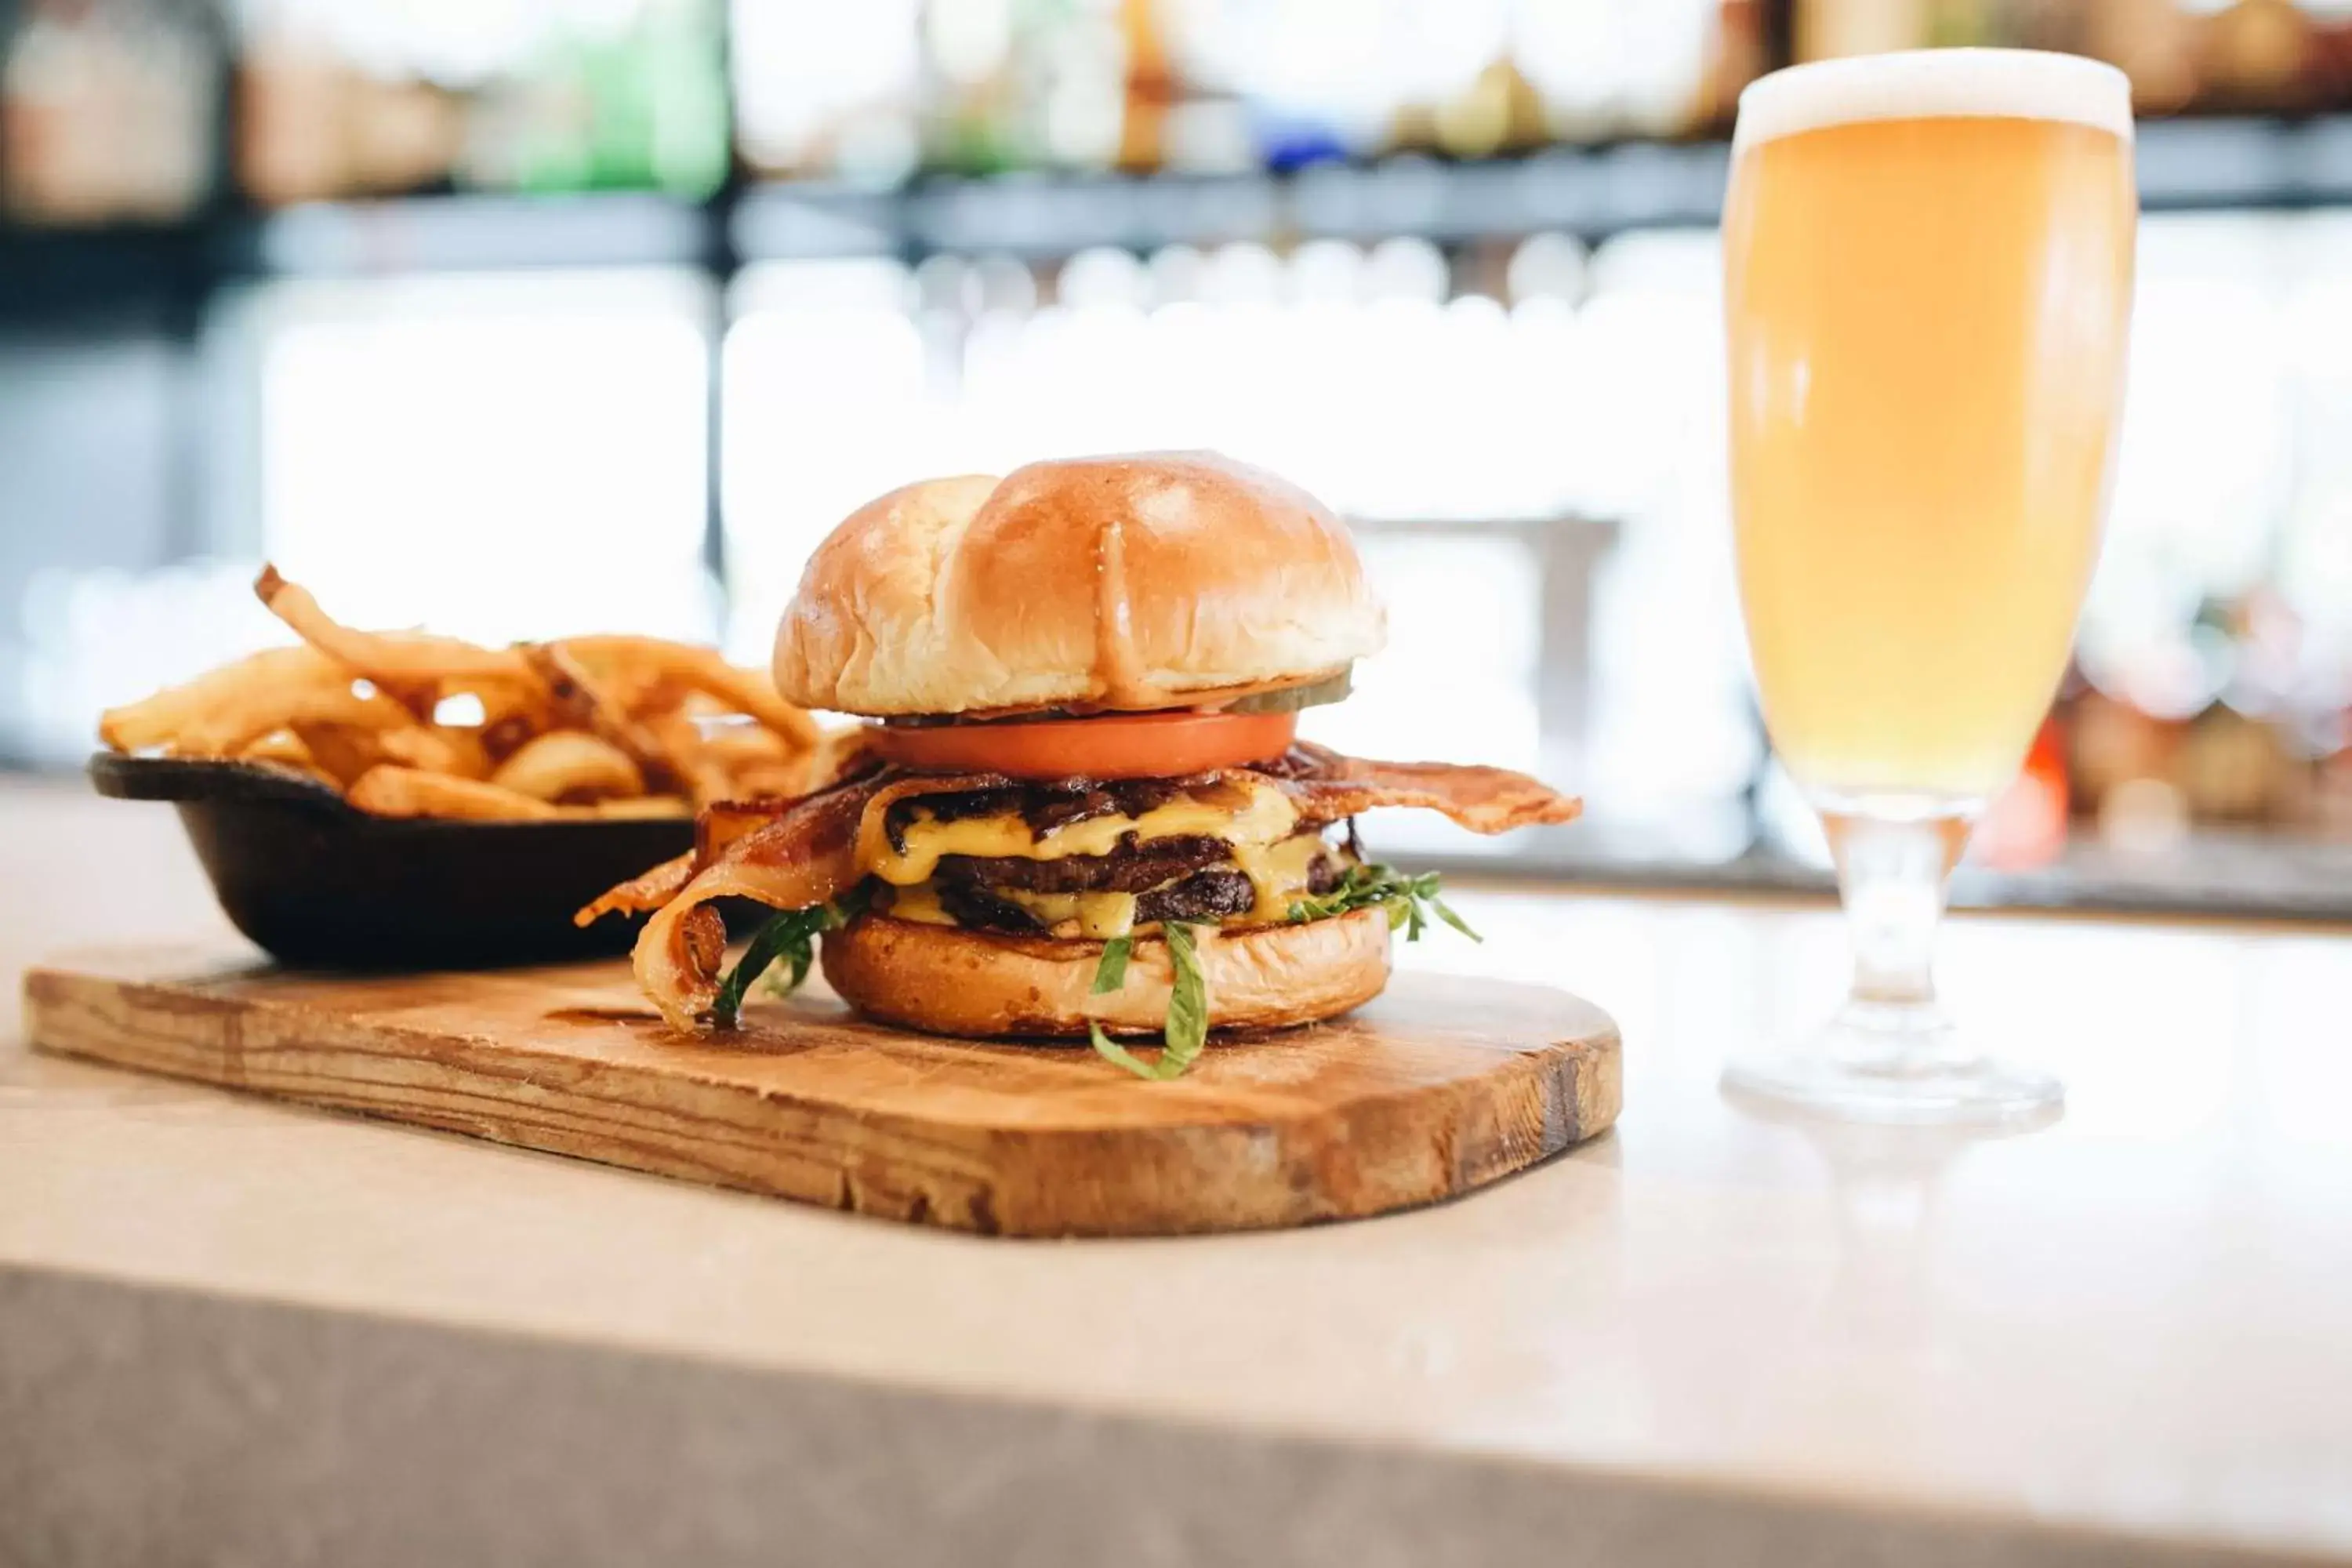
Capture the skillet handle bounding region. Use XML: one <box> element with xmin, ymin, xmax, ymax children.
<box><xmin>87</xmin><ymin>752</ymin><xmax>356</xmax><ymax>812</ymax></box>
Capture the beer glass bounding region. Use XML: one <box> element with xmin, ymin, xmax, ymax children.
<box><xmin>1720</xmin><ymin>50</ymin><xmax>2136</xmax><ymax>1120</ymax></box>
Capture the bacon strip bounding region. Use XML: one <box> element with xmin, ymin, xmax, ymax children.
<box><xmin>622</xmin><ymin>778</ymin><xmax>882</xmax><ymax>1029</ymax></box>
<box><xmin>592</xmin><ymin>746</ymin><xmax>1578</xmax><ymax>1031</ymax></box>
<box><xmin>574</xmin><ymin>851</ymin><xmax>696</xmax><ymax>926</ymax></box>
<box><xmin>612</xmin><ymin>772</ymin><xmax>1014</xmax><ymax>1030</ymax></box>
<box><xmin>1280</xmin><ymin>744</ymin><xmax>1581</xmax><ymax>834</ymax></box>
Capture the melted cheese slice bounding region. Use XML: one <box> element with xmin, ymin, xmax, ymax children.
<box><xmin>866</xmin><ymin>779</ymin><xmax>1300</xmax><ymax>887</ymax></box>
<box><xmin>1232</xmin><ymin>832</ymin><xmax>1330</xmax><ymax>922</ymax></box>
<box><xmin>884</xmin><ymin>830</ymin><xmax>1334</xmax><ymax>937</ymax></box>
<box><xmin>989</xmin><ymin>889</ymin><xmax>1140</xmax><ymax>939</ymax></box>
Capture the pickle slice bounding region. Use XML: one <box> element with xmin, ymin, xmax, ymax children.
<box><xmin>1225</xmin><ymin>668</ymin><xmax>1352</xmax><ymax>714</ymax></box>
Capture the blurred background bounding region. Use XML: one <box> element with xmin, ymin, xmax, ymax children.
<box><xmin>3</xmin><ymin>0</ymin><xmax>2350</xmax><ymax>916</ymax></box>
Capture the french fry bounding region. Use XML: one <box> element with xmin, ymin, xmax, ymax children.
<box><xmin>347</xmin><ymin>766</ymin><xmax>561</xmax><ymax>822</ymax></box>
<box><xmin>795</xmin><ymin>724</ymin><xmax>877</xmax><ymax>794</ymax></box>
<box><xmin>291</xmin><ymin>720</ymin><xmax>388</xmax><ymax>787</ymax></box>
<box><xmin>554</xmin><ymin>637</ymin><xmax>820</xmax><ymax>749</ymax></box>
<box><xmin>696</xmin><ymin>722</ymin><xmax>793</xmax><ymax>766</ymax></box>
<box><xmin>111</xmin><ymin>573</ymin><xmax>818</xmax><ymax>827</ymax></box>
<box><xmin>379</xmin><ymin>724</ymin><xmax>487</xmax><ymax>779</ymax></box>
<box><xmin>473</xmin><ymin>677</ymin><xmax>560</xmax><ymax>731</ymax></box>
<box><xmin>521</xmin><ymin>643</ymin><xmax>683</xmax><ymax>795</ymax></box>
<box><xmin>289</xmin><ymin>720</ymin><xmax>481</xmax><ymax>786</ymax></box>
<box><xmin>489</xmin><ymin>731</ymin><xmax>645</xmax><ymax>803</ymax></box>
<box><xmin>234</xmin><ymin>728</ymin><xmax>339</xmax><ymax>787</ymax></box>
<box><xmin>692</xmin><ymin>723</ymin><xmax>871</xmax><ymax>803</ymax></box>
<box><xmin>100</xmin><ymin>647</ymin><xmax>347</xmax><ymax>753</ymax></box>
<box><xmin>237</xmin><ymin>728</ymin><xmax>315</xmax><ymax>769</ymax></box>
<box><xmin>644</xmin><ymin>709</ymin><xmax>737</xmax><ymax>810</ymax></box>
<box><xmin>475</xmin><ymin>708</ymin><xmax>546</xmax><ymax>764</ymax></box>
<box><xmin>256</xmin><ymin>565</ymin><xmax>530</xmax><ymax>695</ymax></box>
<box><xmin>724</xmin><ymin>761</ymin><xmax>822</xmax><ymax>800</ymax></box>
<box><xmin>574</xmin><ymin>795</ymin><xmax>691</xmax><ymax>820</ymax></box>
<box><xmin>173</xmin><ymin>680</ymin><xmax>416</xmax><ymax>757</ymax></box>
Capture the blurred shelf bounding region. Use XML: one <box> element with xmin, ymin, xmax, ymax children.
<box><xmin>230</xmin><ymin>191</ymin><xmax>713</xmax><ymax>278</ymax></box>
<box><xmin>2136</xmin><ymin>114</ymin><xmax>2352</xmax><ymax>209</ymax></box>
<box><xmin>734</xmin><ymin>143</ymin><xmax>1733</xmax><ymax>260</ymax></box>
<box><xmin>1427</xmin><ymin>822</ymin><xmax>2352</xmax><ymax>925</ymax></box>
<box><xmin>737</xmin><ymin>114</ymin><xmax>2352</xmax><ymax>262</ymax></box>
<box><xmin>0</xmin><ymin>220</ymin><xmax>212</xmax><ymax>327</ymax></box>
<box><xmin>5</xmin><ymin>114</ymin><xmax>2352</xmax><ymax>315</ymax></box>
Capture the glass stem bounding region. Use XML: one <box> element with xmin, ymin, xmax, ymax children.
<box><xmin>1819</xmin><ymin>807</ymin><xmax>1972</xmax><ymax>1016</ymax></box>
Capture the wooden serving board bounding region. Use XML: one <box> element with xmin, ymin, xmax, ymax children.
<box><xmin>22</xmin><ymin>950</ymin><xmax>1621</xmax><ymax>1238</ymax></box>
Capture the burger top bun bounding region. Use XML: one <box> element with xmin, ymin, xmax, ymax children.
<box><xmin>772</xmin><ymin>452</ymin><xmax>1385</xmax><ymax>717</ymax></box>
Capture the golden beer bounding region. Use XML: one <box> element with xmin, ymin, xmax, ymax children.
<box><xmin>1719</xmin><ymin>53</ymin><xmax>2136</xmax><ymax>1121</ymax></box>
<box><xmin>1724</xmin><ymin>54</ymin><xmax>2136</xmax><ymax>802</ymax></box>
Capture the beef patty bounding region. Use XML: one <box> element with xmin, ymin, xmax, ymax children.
<box><xmin>936</xmin><ymin>833</ymin><xmax>1230</xmax><ymax>895</ymax></box>
<box><xmin>921</xmin><ymin>834</ymin><xmax>1346</xmax><ymax>935</ymax></box>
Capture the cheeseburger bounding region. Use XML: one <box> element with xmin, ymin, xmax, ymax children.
<box><xmin>584</xmin><ymin>452</ymin><xmax>1579</xmax><ymax>1076</ymax></box>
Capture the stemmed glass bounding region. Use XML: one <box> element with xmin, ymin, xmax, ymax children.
<box><xmin>1718</xmin><ymin>50</ymin><xmax>2138</xmax><ymax>1122</ymax></box>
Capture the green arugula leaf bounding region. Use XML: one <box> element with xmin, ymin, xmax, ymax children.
<box><xmin>1085</xmin><ymin>924</ymin><xmax>1210</xmax><ymax>1080</ymax></box>
<box><xmin>1160</xmin><ymin>921</ymin><xmax>1209</xmax><ymax>1076</ymax></box>
<box><xmin>1428</xmin><ymin>893</ymin><xmax>1480</xmax><ymax>942</ymax></box>
<box><xmin>1286</xmin><ymin>862</ymin><xmax>1479</xmax><ymax>944</ymax></box>
<box><xmin>712</xmin><ymin>910</ymin><xmax>821</xmax><ymax>1027</ymax></box>
<box><xmin>713</xmin><ymin>881</ymin><xmax>874</xmax><ymax>1027</ymax></box>
<box><xmin>1091</xmin><ymin>935</ymin><xmax>1132</xmax><ymax>995</ymax></box>
<box><xmin>1087</xmin><ymin>1019</ymin><xmax>1163</xmax><ymax>1080</ymax></box>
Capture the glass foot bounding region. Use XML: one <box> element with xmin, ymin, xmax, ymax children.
<box><xmin>1721</xmin><ymin>1003</ymin><xmax>2063</xmax><ymax>1127</ymax></box>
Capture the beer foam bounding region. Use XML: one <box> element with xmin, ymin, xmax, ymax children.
<box><xmin>1734</xmin><ymin>49</ymin><xmax>2133</xmax><ymax>149</ymax></box>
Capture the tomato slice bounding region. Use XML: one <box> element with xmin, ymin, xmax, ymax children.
<box><xmin>868</xmin><ymin>710</ymin><xmax>1298</xmax><ymax>780</ymax></box>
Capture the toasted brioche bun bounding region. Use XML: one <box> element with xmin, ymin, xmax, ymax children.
<box><xmin>819</xmin><ymin>907</ymin><xmax>1392</xmax><ymax>1039</ymax></box>
<box><xmin>772</xmin><ymin>452</ymin><xmax>1385</xmax><ymax>717</ymax></box>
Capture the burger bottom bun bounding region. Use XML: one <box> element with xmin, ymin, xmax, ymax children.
<box><xmin>819</xmin><ymin>908</ymin><xmax>1392</xmax><ymax>1040</ymax></box>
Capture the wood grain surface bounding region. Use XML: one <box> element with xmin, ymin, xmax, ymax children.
<box><xmin>22</xmin><ymin>950</ymin><xmax>1620</xmax><ymax>1236</ymax></box>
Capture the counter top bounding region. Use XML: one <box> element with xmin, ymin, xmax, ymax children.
<box><xmin>4</xmin><ymin>778</ymin><xmax>2347</xmax><ymax>1566</ymax></box>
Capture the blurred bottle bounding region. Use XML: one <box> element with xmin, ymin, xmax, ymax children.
<box><xmin>924</xmin><ymin>0</ymin><xmax>1131</xmax><ymax>175</ymax></box>
<box><xmin>475</xmin><ymin>0</ymin><xmax>728</xmax><ymax>194</ymax></box>
<box><xmin>2314</xmin><ymin>739</ymin><xmax>2352</xmax><ymax>840</ymax></box>
<box><xmin>1699</xmin><ymin>0</ymin><xmax>1771</xmax><ymax>132</ymax></box>
<box><xmin>2</xmin><ymin>0</ymin><xmax>218</xmax><ymax>225</ymax></box>
<box><xmin>2198</xmin><ymin>0</ymin><xmax>2324</xmax><ymax>113</ymax></box>
<box><xmin>2311</xmin><ymin>2</ymin><xmax>2352</xmax><ymax>107</ymax></box>
<box><xmin>1974</xmin><ymin>713</ymin><xmax>2070</xmax><ymax>871</ymax></box>
<box><xmin>732</xmin><ymin>0</ymin><xmax>922</xmax><ymax>184</ymax></box>
<box><xmin>2177</xmin><ymin>701</ymin><xmax>2296</xmax><ymax>822</ymax></box>
<box><xmin>2060</xmin><ymin>586</ymin><xmax>2346</xmax><ymax>839</ymax></box>
<box><xmin>1801</xmin><ymin>0</ymin><xmax>2352</xmax><ymax>114</ymax></box>
<box><xmin>237</xmin><ymin>0</ymin><xmax>725</xmax><ymax>205</ymax></box>
<box><xmin>1158</xmin><ymin>0</ymin><xmax>1388</xmax><ymax>172</ymax></box>
<box><xmin>2064</xmin><ymin>687</ymin><xmax>2170</xmax><ymax>818</ymax></box>
<box><xmin>1797</xmin><ymin>0</ymin><xmax>1937</xmax><ymax>60</ymax></box>
<box><xmin>1515</xmin><ymin>0</ymin><xmax>1745</xmax><ymax>142</ymax></box>
<box><xmin>2077</xmin><ymin>0</ymin><xmax>2203</xmax><ymax>117</ymax></box>
<box><xmin>1116</xmin><ymin>0</ymin><xmax>1174</xmax><ymax>172</ymax></box>
<box><xmin>1417</xmin><ymin>56</ymin><xmax>1547</xmax><ymax>160</ymax></box>
<box><xmin>239</xmin><ymin>38</ymin><xmax>461</xmax><ymax>205</ymax></box>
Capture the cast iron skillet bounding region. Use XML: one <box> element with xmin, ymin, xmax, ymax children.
<box><xmin>90</xmin><ymin>753</ymin><xmax>693</xmax><ymax>969</ymax></box>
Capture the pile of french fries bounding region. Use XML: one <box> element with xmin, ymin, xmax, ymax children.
<box><xmin>97</xmin><ymin>566</ymin><xmax>837</xmax><ymax>822</ymax></box>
